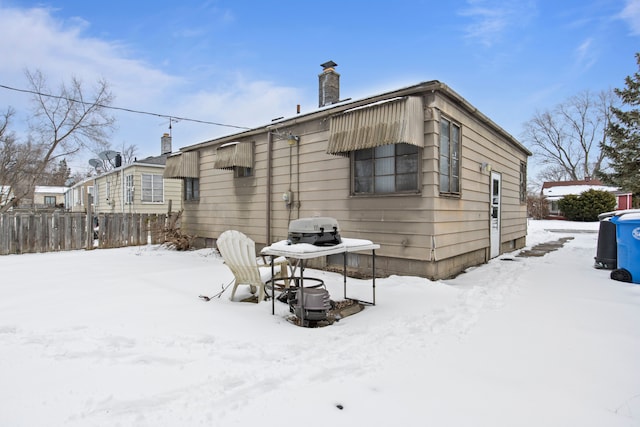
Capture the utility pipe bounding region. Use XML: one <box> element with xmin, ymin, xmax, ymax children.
<box><xmin>266</xmin><ymin>131</ymin><xmax>273</xmax><ymax>245</ymax></box>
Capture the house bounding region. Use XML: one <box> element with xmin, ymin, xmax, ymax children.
<box><xmin>1</xmin><ymin>185</ymin><xmax>65</xmax><ymax>211</ymax></box>
<box><xmin>165</xmin><ymin>62</ymin><xmax>531</xmax><ymax>280</ymax></box>
<box><xmin>542</xmin><ymin>179</ymin><xmax>633</xmax><ymax>219</ymax></box>
<box><xmin>33</xmin><ymin>186</ymin><xmax>66</xmax><ymax>209</ymax></box>
<box><xmin>66</xmin><ymin>134</ymin><xmax>183</xmax><ymax>215</ymax></box>
<box><xmin>65</xmin><ymin>177</ymin><xmax>95</xmax><ymax>213</ymax></box>
<box><xmin>0</xmin><ymin>185</ymin><xmax>14</xmax><ymax>208</ymax></box>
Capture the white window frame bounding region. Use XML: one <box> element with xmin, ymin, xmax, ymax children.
<box><xmin>141</xmin><ymin>173</ymin><xmax>164</xmax><ymax>203</ymax></box>
<box><xmin>125</xmin><ymin>174</ymin><xmax>134</xmax><ymax>204</ymax></box>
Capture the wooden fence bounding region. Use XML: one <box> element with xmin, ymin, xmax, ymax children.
<box><xmin>0</xmin><ymin>211</ymin><xmax>170</xmax><ymax>255</ymax></box>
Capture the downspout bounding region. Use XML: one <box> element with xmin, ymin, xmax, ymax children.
<box><xmin>266</xmin><ymin>131</ymin><xmax>273</xmax><ymax>244</ymax></box>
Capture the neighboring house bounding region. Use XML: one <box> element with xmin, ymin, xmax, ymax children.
<box><xmin>542</xmin><ymin>179</ymin><xmax>633</xmax><ymax>219</ymax></box>
<box><xmin>33</xmin><ymin>186</ymin><xmax>66</xmax><ymax>209</ymax></box>
<box><xmin>1</xmin><ymin>185</ymin><xmax>65</xmax><ymax>211</ymax></box>
<box><xmin>65</xmin><ymin>177</ymin><xmax>95</xmax><ymax>213</ymax></box>
<box><xmin>1</xmin><ymin>185</ymin><xmax>14</xmax><ymax>208</ymax></box>
<box><xmin>165</xmin><ymin>62</ymin><xmax>531</xmax><ymax>280</ymax></box>
<box><xmin>66</xmin><ymin>134</ymin><xmax>183</xmax><ymax>215</ymax></box>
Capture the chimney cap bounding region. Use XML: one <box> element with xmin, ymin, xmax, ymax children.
<box><xmin>321</xmin><ymin>60</ymin><xmax>338</xmax><ymax>70</ymax></box>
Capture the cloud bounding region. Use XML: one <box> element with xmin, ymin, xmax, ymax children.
<box><xmin>0</xmin><ymin>5</ymin><xmax>303</xmax><ymax>161</ymax></box>
<box><xmin>174</xmin><ymin>75</ymin><xmax>303</xmax><ymax>144</ymax></box>
<box><xmin>0</xmin><ymin>7</ymin><xmax>179</xmax><ymax>110</ymax></box>
<box><xmin>618</xmin><ymin>0</ymin><xmax>640</xmax><ymax>35</ymax></box>
<box><xmin>575</xmin><ymin>37</ymin><xmax>597</xmax><ymax>71</ymax></box>
<box><xmin>459</xmin><ymin>0</ymin><xmax>536</xmax><ymax>47</ymax></box>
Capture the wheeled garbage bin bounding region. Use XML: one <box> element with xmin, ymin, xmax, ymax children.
<box><xmin>610</xmin><ymin>213</ymin><xmax>640</xmax><ymax>284</ymax></box>
<box><xmin>594</xmin><ymin>217</ymin><xmax>617</xmax><ymax>269</ymax></box>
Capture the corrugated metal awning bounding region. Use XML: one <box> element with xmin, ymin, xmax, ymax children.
<box><xmin>326</xmin><ymin>96</ymin><xmax>424</xmax><ymax>155</ymax></box>
<box><xmin>163</xmin><ymin>152</ymin><xmax>199</xmax><ymax>178</ymax></box>
<box><xmin>213</xmin><ymin>141</ymin><xmax>254</xmax><ymax>170</ymax></box>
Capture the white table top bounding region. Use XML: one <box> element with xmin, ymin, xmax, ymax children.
<box><xmin>261</xmin><ymin>237</ymin><xmax>380</xmax><ymax>259</ymax></box>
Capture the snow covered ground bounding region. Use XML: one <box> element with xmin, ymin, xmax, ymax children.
<box><xmin>1</xmin><ymin>220</ymin><xmax>639</xmax><ymax>426</ymax></box>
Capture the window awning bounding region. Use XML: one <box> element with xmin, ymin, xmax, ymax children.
<box><xmin>163</xmin><ymin>152</ymin><xmax>199</xmax><ymax>178</ymax></box>
<box><xmin>326</xmin><ymin>96</ymin><xmax>424</xmax><ymax>155</ymax></box>
<box><xmin>213</xmin><ymin>141</ymin><xmax>254</xmax><ymax>170</ymax></box>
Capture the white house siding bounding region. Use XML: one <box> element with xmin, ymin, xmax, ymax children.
<box><xmin>92</xmin><ymin>165</ymin><xmax>182</xmax><ymax>215</ymax></box>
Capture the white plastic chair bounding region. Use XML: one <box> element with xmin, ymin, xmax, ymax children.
<box><xmin>217</xmin><ymin>230</ymin><xmax>288</xmax><ymax>303</ymax></box>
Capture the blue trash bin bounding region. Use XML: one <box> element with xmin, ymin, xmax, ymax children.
<box><xmin>610</xmin><ymin>213</ymin><xmax>640</xmax><ymax>284</ymax></box>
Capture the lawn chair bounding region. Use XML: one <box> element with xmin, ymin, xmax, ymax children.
<box><xmin>217</xmin><ymin>230</ymin><xmax>289</xmax><ymax>303</ymax></box>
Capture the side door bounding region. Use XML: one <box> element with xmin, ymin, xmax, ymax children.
<box><xmin>490</xmin><ymin>171</ymin><xmax>502</xmax><ymax>258</ymax></box>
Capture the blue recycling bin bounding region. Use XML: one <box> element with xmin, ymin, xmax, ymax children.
<box><xmin>610</xmin><ymin>214</ymin><xmax>640</xmax><ymax>284</ymax></box>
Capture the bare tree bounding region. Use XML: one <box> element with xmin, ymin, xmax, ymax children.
<box><xmin>0</xmin><ymin>108</ymin><xmax>44</xmax><ymax>207</ymax></box>
<box><xmin>119</xmin><ymin>142</ymin><xmax>138</xmax><ymax>165</ymax></box>
<box><xmin>522</xmin><ymin>89</ymin><xmax>617</xmax><ymax>181</ymax></box>
<box><xmin>0</xmin><ymin>70</ymin><xmax>115</xmax><ymax>212</ymax></box>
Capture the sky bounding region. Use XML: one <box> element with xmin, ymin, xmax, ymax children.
<box><xmin>1</xmin><ymin>219</ymin><xmax>640</xmax><ymax>426</ymax></box>
<box><xmin>1</xmin><ymin>0</ymin><xmax>639</xmax><ymax>178</ymax></box>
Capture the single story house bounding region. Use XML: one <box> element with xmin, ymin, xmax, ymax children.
<box><xmin>165</xmin><ymin>62</ymin><xmax>531</xmax><ymax>280</ymax></box>
<box><xmin>542</xmin><ymin>179</ymin><xmax>633</xmax><ymax>219</ymax></box>
<box><xmin>66</xmin><ymin>134</ymin><xmax>183</xmax><ymax>215</ymax></box>
<box><xmin>33</xmin><ymin>186</ymin><xmax>66</xmax><ymax>209</ymax></box>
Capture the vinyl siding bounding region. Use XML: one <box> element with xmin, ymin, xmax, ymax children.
<box><xmin>180</xmin><ymin>82</ymin><xmax>529</xmax><ymax>279</ymax></box>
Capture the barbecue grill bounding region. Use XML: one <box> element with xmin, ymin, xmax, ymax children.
<box><xmin>287</xmin><ymin>217</ymin><xmax>341</xmax><ymax>246</ymax></box>
<box><xmin>289</xmin><ymin>287</ymin><xmax>332</xmax><ymax>326</ymax></box>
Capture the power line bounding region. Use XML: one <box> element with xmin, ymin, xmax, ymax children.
<box><xmin>0</xmin><ymin>83</ymin><xmax>252</xmax><ymax>131</ymax></box>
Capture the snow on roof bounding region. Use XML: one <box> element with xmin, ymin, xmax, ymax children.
<box><xmin>542</xmin><ymin>184</ymin><xmax>617</xmax><ymax>199</ymax></box>
<box><xmin>34</xmin><ymin>186</ymin><xmax>68</xmax><ymax>194</ymax></box>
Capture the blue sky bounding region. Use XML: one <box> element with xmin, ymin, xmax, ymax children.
<box><xmin>1</xmin><ymin>0</ymin><xmax>639</xmax><ymax>178</ymax></box>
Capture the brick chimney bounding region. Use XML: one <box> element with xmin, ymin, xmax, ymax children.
<box><xmin>161</xmin><ymin>133</ymin><xmax>172</xmax><ymax>155</ymax></box>
<box><xmin>318</xmin><ymin>60</ymin><xmax>340</xmax><ymax>107</ymax></box>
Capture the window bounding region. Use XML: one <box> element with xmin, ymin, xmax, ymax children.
<box><xmin>125</xmin><ymin>175</ymin><xmax>134</xmax><ymax>204</ymax></box>
<box><xmin>94</xmin><ymin>183</ymin><xmax>100</xmax><ymax>206</ymax></box>
<box><xmin>44</xmin><ymin>196</ymin><xmax>56</xmax><ymax>206</ymax></box>
<box><xmin>87</xmin><ymin>186</ymin><xmax>94</xmax><ymax>205</ymax></box>
<box><xmin>439</xmin><ymin>118</ymin><xmax>461</xmax><ymax>194</ymax></box>
<box><xmin>353</xmin><ymin>143</ymin><xmax>419</xmax><ymax>194</ymax></box>
<box><xmin>184</xmin><ymin>178</ymin><xmax>199</xmax><ymax>201</ymax></box>
<box><xmin>234</xmin><ymin>167</ymin><xmax>253</xmax><ymax>178</ymax></box>
<box><xmin>141</xmin><ymin>174</ymin><xmax>163</xmax><ymax>203</ymax></box>
<box><xmin>520</xmin><ymin>162</ymin><xmax>527</xmax><ymax>203</ymax></box>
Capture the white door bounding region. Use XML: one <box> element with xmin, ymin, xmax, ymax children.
<box><xmin>490</xmin><ymin>172</ymin><xmax>501</xmax><ymax>258</ymax></box>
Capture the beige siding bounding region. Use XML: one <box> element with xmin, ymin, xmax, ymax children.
<box><xmin>93</xmin><ymin>165</ymin><xmax>182</xmax><ymax>215</ymax></box>
<box><xmin>181</xmin><ymin>82</ymin><xmax>529</xmax><ymax>279</ymax></box>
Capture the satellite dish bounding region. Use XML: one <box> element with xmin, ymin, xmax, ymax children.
<box><xmin>89</xmin><ymin>158</ymin><xmax>102</xmax><ymax>168</ymax></box>
<box><xmin>98</xmin><ymin>150</ymin><xmax>118</xmax><ymax>161</ymax></box>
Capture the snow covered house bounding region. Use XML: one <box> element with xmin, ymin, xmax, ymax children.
<box><xmin>541</xmin><ymin>179</ymin><xmax>633</xmax><ymax>219</ymax></box>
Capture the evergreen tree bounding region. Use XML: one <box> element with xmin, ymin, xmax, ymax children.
<box><xmin>598</xmin><ymin>53</ymin><xmax>640</xmax><ymax>204</ymax></box>
<box><xmin>49</xmin><ymin>159</ymin><xmax>71</xmax><ymax>186</ymax></box>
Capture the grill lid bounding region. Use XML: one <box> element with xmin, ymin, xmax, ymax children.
<box><xmin>288</xmin><ymin>217</ymin><xmax>341</xmax><ymax>246</ymax></box>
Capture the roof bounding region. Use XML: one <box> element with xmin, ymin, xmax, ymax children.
<box><xmin>179</xmin><ymin>80</ymin><xmax>532</xmax><ymax>157</ymax></box>
<box><xmin>542</xmin><ymin>179</ymin><xmax>603</xmax><ymax>189</ymax></box>
<box><xmin>34</xmin><ymin>186</ymin><xmax>68</xmax><ymax>194</ymax></box>
<box><xmin>70</xmin><ymin>155</ymin><xmax>168</xmax><ymax>189</ymax></box>
<box><xmin>134</xmin><ymin>154</ymin><xmax>168</xmax><ymax>166</ymax></box>
<box><xmin>541</xmin><ymin>180</ymin><xmax>620</xmax><ymax>201</ymax></box>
